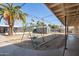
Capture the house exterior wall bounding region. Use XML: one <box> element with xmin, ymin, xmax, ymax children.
<box><xmin>0</xmin><ymin>26</ymin><xmax>31</xmax><ymax>33</ymax></box>
<box><xmin>0</xmin><ymin>27</ymin><xmax>8</xmax><ymax>33</ymax></box>
<box><xmin>33</xmin><ymin>27</ymin><xmax>51</xmax><ymax>34</ymax></box>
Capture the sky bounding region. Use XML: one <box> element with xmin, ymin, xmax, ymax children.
<box><xmin>0</xmin><ymin>3</ymin><xmax>62</xmax><ymax>27</ymax></box>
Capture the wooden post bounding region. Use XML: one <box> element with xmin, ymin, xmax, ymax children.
<box><xmin>63</xmin><ymin>16</ymin><xmax>68</xmax><ymax>56</ymax></box>
<box><xmin>61</xmin><ymin>4</ymin><xmax>68</xmax><ymax>56</ymax></box>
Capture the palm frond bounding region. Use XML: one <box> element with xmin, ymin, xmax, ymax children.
<box><xmin>6</xmin><ymin>3</ymin><xmax>13</xmax><ymax>8</ymax></box>
<box><xmin>0</xmin><ymin>15</ymin><xmax>3</xmax><ymax>22</ymax></box>
<box><xmin>0</xmin><ymin>4</ymin><xmax>9</xmax><ymax>9</ymax></box>
<box><xmin>0</xmin><ymin>3</ymin><xmax>27</xmax><ymax>30</ymax></box>
<box><xmin>0</xmin><ymin>8</ymin><xmax>4</xmax><ymax>15</ymax></box>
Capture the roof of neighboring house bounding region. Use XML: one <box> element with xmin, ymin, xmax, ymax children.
<box><xmin>0</xmin><ymin>25</ymin><xmax>22</xmax><ymax>28</ymax></box>
<box><xmin>45</xmin><ymin>3</ymin><xmax>79</xmax><ymax>26</ymax></box>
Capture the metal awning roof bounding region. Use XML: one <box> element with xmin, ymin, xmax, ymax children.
<box><xmin>45</xmin><ymin>3</ymin><xmax>79</xmax><ymax>26</ymax></box>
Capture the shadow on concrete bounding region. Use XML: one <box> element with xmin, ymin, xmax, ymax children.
<box><xmin>15</xmin><ymin>34</ymin><xmax>65</xmax><ymax>50</ymax></box>
<box><xmin>0</xmin><ymin>34</ymin><xmax>66</xmax><ymax>56</ymax></box>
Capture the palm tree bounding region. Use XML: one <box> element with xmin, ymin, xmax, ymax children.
<box><xmin>0</xmin><ymin>3</ymin><xmax>27</xmax><ymax>35</ymax></box>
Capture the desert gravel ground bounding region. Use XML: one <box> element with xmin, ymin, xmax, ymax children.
<box><xmin>0</xmin><ymin>32</ymin><xmax>78</xmax><ymax>56</ymax></box>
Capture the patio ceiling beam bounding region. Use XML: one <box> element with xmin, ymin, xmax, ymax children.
<box><xmin>56</xmin><ymin>12</ymin><xmax>79</xmax><ymax>17</ymax></box>
<box><xmin>69</xmin><ymin>6</ymin><xmax>79</xmax><ymax>26</ymax></box>
<box><xmin>49</xmin><ymin>4</ymin><xmax>60</xmax><ymax>8</ymax></box>
<box><xmin>65</xmin><ymin>4</ymin><xmax>79</xmax><ymax>9</ymax></box>
<box><xmin>46</xmin><ymin>3</ymin><xmax>79</xmax><ymax>26</ymax></box>
<box><xmin>69</xmin><ymin>17</ymin><xmax>75</xmax><ymax>26</ymax></box>
<box><xmin>59</xmin><ymin>15</ymin><xmax>79</xmax><ymax>26</ymax></box>
<box><xmin>74</xmin><ymin>9</ymin><xmax>79</xmax><ymax>25</ymax></box>
<box><xmin>54</xmin><ymin>9</ymin><xmax>64</xmax><ymax>13</ymax></box>
<box><xmin>58</xmin><ymin>15</ymin><xmax>79</xmax><ymax>26</ymax></box>
<box><xmin>55</xmin><ymin>9</ymin><xmax>77</xmax><ymax>14</ymax></box>
<box><xmin>49</xmin><ymin>4</ymin><xmax>79</xmax><ymax>9</ymax></box>
<box><xmin>49</xmin><ymin>3</ymin><xmax>79</xmax><ymax>8</ymax></box>
<box><xmin>60</xmin><ymin>4</ymin><xmax>73</xmax><ymax>26</ymax></box>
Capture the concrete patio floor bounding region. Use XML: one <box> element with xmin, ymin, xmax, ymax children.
<box><xmin>0</xmin><ymin>34</ymin><xmax>79</xmax><ymax>56</ymax></box>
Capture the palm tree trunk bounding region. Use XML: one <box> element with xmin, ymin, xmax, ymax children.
<box><xmin>8</xmin><ymin>15</ymin><xmax>14</xmax><ymax>36</ymax></box>
<box><xmin>8</xmin><ymin>25</ymin><xmax>13</xmax><ymax>35</ymax></box>
<box><xmin>21</xmin><ymin>29</ymin><xmax>26</xmax><ymax>41</ymax></box>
